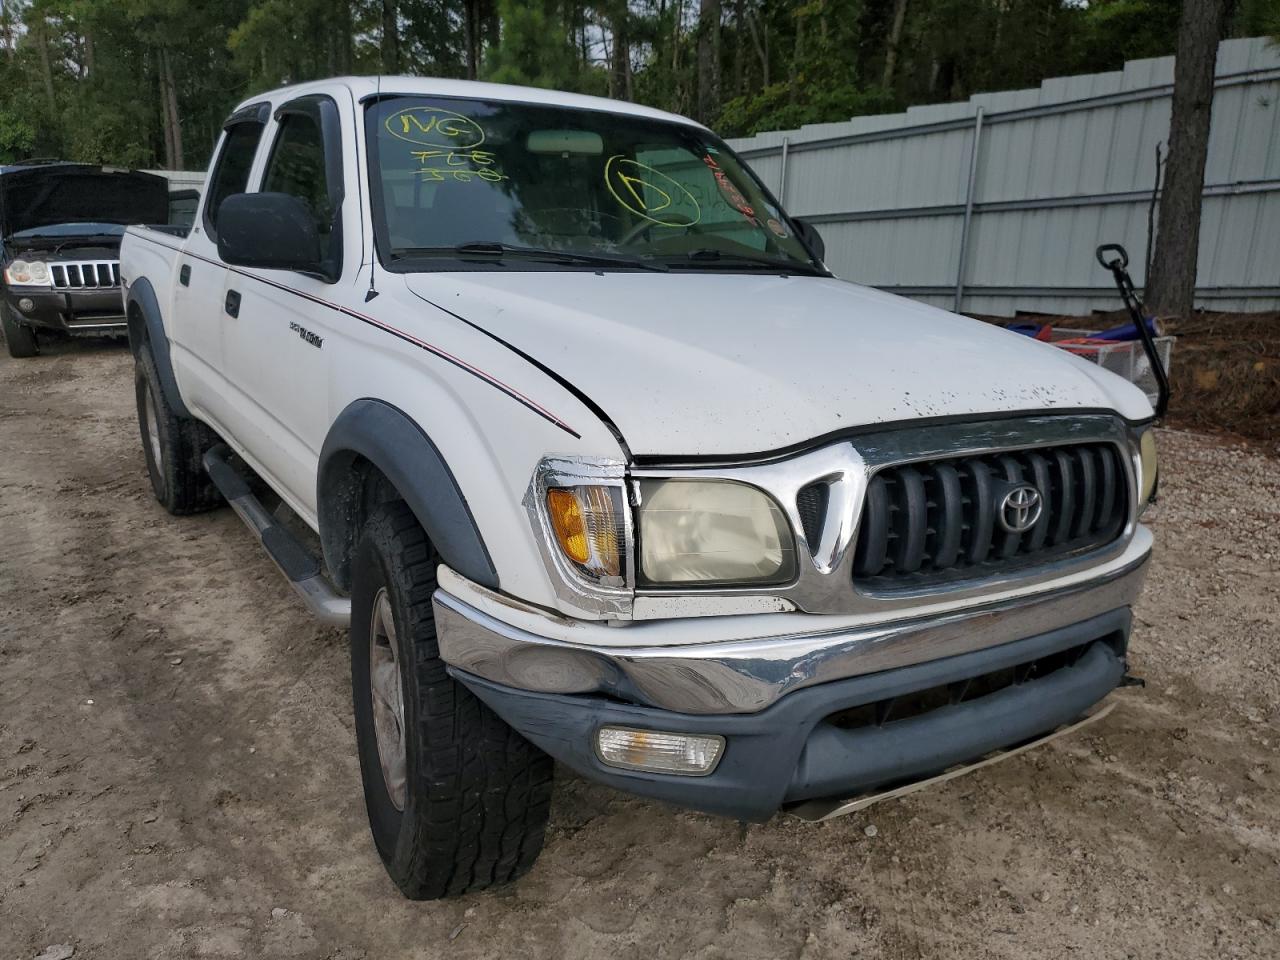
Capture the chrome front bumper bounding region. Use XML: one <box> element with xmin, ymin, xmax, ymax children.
<box><xmin>433</xmin><ymin>546</ymin><xmax>1151</xmax><ymax>716</ymax></box>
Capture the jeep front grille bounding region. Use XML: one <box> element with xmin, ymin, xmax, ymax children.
<box><xmin>50</xmin><ymin>261</ymin><xmax>121</xmax><ymax>290</ymax></box>
<box><xmin>852</xmin><ymin>442</ymin><xmax>1128</xmax><ymax>588</ymax></box>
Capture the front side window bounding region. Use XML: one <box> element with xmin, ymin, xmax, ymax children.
<box><xmin>263</xmin><ymin>113</ymin><xmax>335</xmax><ymax>238</ymax></box>
<box><xmin>204</xmin><ymin>121</ymin><xmax>263</xmax><ymax>238</ymax></box>
<box><xmin>365</xmin><ymin>97</ymin><xmax>821</xmax><ymax>273</ymax></box>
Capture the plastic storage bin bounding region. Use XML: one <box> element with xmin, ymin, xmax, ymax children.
<box><xmin>1047</xmin><ymin>328</ymin><xmax>1174</xmax><ymax>409</ymax></box>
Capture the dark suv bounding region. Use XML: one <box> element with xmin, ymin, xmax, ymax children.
<box><xmin>1</xmin><ymin>161</ymin><xmax>169</xmax><ymax>358</ymax></box>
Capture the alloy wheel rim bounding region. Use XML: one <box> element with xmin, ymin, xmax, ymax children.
<box><xmin>368</xmin><ymin>588</ymin><xmax>407</xmax><ymax>811</ymax></box>
<box><xmin>144</xmin><ymin>385</ymin><xmax>163</xmax><ymax>472</ymax></box>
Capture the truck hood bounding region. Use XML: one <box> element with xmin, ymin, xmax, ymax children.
<box><xmin>405</xmin><ymin>271</ymin><xmax>1152</xmax><ymax>457</ymax></box>
<box><xmin>0</xmin><ymin>166</ymin><xmax>168</xmax><ymax>237</ymax></box>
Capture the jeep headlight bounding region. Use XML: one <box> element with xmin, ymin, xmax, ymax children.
<box><xmin>5</xmin><ymin>259</ymin><xmax>50</xmax><ymax>285</ymax></box>
<box><xmin>637</xmin><ymin>479</ymin><xmax>796</xmax><ymax>585</ymax></box>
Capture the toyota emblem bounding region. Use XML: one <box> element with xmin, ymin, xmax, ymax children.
<box><xmin>998</xmin><ymin>484</ymin><xmax>1043</xmax><ymax>534</ymax></box>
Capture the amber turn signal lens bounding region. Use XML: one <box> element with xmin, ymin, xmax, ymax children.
<box><xmin>547</xmin><ymin>488</ymin><xmax>590</xmax><ymax>564</ymax></box>
<box><xmin>545</xmin><ymin>486</ymin><xmax>623</xmax><ymax>580</ymax></box>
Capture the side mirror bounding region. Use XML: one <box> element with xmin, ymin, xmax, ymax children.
<box><xmin>216</xmin><ymin>192</ymin><xmax>327</xmax><ymax>277</ymax></box>
<box><xmin>792</xmin><ymin>217</ymin><xmax>825</xmax><ymax>263</ymax></box>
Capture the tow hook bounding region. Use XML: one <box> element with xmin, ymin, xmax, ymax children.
<box><xmin>1119</xmin><ymin>674</ymin><xmax>1146</xmax><ymax>689</ymax></box>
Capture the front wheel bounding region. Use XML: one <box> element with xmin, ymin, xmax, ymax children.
<box><xmin>1</xmin><ymin>306</ymin><xmax>39</xmax><ymax>358</ymax></box>
<box><xmin>351</xmin><ymin>500</ymin><xmax>553</xmax><ymax>899</ymax></box>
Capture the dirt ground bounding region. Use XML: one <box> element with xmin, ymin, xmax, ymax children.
<box><xmin>2</xmin><ymin>339</ymin><xmax>1279</xmax><ymax>960</ymax></box>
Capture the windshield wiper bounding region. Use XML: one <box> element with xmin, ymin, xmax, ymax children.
<box><xmin>394</xmin><ymin>242</ymin><xmax>668</xmax><ymax>272</ymax></box>
<box><xmin>662</xmin><ymin>248</ymin><xmax>825</xmax><ymax>275</ymax></box>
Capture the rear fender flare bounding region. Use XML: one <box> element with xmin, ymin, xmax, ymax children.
<box><xmin>125</xmin><ymin>276</ymin><xmax>191</xmax><ymax>419</ymax></box>
<box><xmin>318</xmin><ymin>399</ymin><xmax>498</xmax><ymax>592</ymax></box>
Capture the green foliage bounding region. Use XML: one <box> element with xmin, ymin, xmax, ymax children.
<box><xmin>1080</xmin><ymin>0</ymin><xmax>1189</xmax><ymax>67</ymax></box>
<box><xmin>0</xmin><ymin>0</ymin><xmax>1249</xmax><ymax>167</ymax></box>
<box><xmin>718</xmin><ymin>81</ymin><xmax>893</xmax><ymax>138</ymax></box>
<box><xmin>483</xmin><ymin>0</ymin><xmax>597</xmax><ymax>91</ymax></box>
<box><xmin>0</xmin><ymin>108</ymin><xmax>37</xmax><ymax>163</ymax></box>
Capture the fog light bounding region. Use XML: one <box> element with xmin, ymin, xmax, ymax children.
<box><xmin>18</xmin><ymin>297</ymin><xmax>35</xmax><ymax>313</ymax></box>
<box><xmin>595</xmin><ymin>726</ymin><xmax>724</xmax><ymax>776</ymax></box>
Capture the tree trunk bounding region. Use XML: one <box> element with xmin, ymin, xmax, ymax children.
<box><xmin>158</xmin><ymin>55</ymin><xmax>175</xmax><ymax>170</ymax></box>
<box><xmin>158</xmin><ymin>46</ymin><xmax>184</xmax><ymax>170</ymax></box>
<box><xmin>745</xmin><ymin>7</ymin><xmax>768</xmax><ymax>86</ymax></box>
<box><xmin>733</xmin><ymin>0</ymin><xmax>746</xmax><ymax>94</ymax></box>
<box><xmin>697</xmin><ymin>0</ymin><xmax>721</xmax><ymax>122</ymax></box>
<box><xmin>464</xmin><ymin>0</ymin><xmax>479</xmax><ymax>79</ymax></box>
<box><xmin>1146</xmin><ymin>0</ymin><xmax>1229</xmax><ymax>317</ymax></box>
<box><xmin>34</xmin><ymin>19</ymin><xmax>57</xmax><ymax>111</ymax></box>
<box><xmin>611</xmin><ymin>2</ymin><xmax>632</xmax><ymax>101</ymax></box>
<box><xmin>340</xmin><ymin>0</ymin><xmax>354</xmax><ymax>74</ymax></box>
<box><xmin>790</xmin><ymin>6</ymin><xmax>804</xmax><ymax>103</ymax></box>
<box><xmin>881</xmin><ymin>0</ymin><xmax>908</xmax><ymax>88</ymax></box>
<box><xmin>380</xmin><ymin>0</ymin><xmax>400</xmax><ymax>73</ymax></box>
<box><xmin>1</xmin><ymin>0</ymin><xmax>15</xmax><ymax>64</ymax></box>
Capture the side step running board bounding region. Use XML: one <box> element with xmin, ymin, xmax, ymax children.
<box><xmin>203</xmin><ymin>444</ymin><xmax>351</xmax><ymax>627</ymax></box>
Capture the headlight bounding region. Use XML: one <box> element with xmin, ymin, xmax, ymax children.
<box><xmin>637</xmin><ymin>479</ymin><xmax>796</xmax><ymax>585</ymax></box>
<box><xmin>5</xmin><ymin>259</ymin><xmax>32</xmax><ymax>284</ymax></box>
<box><xmin>1138</xmin><ymin>429</ymin><xmax>1158</xmax><ymax>506</ymax></box>
<box><xmin>4</xmin><ymin>259</ymin><xmax>50</xmax><ymax>285</ymax></box>
<box><xmin>545</xmin><ymin>484</ymin><xmax>626</xmax><ymax>583</ymax></box>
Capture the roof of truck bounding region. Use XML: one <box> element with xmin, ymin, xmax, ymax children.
<box><xmin>234</xmin><ymin>76</ymin><xmax>708</xmax><ymax>132</ymax></box>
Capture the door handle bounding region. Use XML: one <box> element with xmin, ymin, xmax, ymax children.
<box><xmin>224</xmin><ymin>289</ymin><xmax>241</xmax><ymax>318</ymax></box>
<box><xmin>179</xmin><ymin>263</ymin><xmax>191</xmax><ymax>286</ymax></box>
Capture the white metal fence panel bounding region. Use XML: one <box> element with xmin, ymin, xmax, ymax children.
<box><xmin>727</xmin><ymin>37</ymin><xmax>1280</xmax><ymax>316</ymax></box>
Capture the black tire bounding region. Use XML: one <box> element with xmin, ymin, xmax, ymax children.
<box><xmin>1</xmin><ymin>306</ymin><xmax>39</xmax><ymax>358</ymax></box>
<box><xmin>134</xmin><ymin>350</ymin><xmax>222</xmax><ymax>515</ymax></box>
<box><xmin>351</xmin><ymin>500</ymin><xmax>553</xmax><ymax>899</ymax></box>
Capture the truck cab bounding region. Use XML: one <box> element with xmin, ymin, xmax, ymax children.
<box><xmin>119</xmin><ymin>77</ymin><xmax>1158</xmax><ymax>900</ymax></box>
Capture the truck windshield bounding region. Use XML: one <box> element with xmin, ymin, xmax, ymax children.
<box><xmin>365</xmin><ymin>96</ymin><xmax>821</xmax><ymax>273</ymax></box>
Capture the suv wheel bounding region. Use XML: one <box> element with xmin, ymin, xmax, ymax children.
<box><xmin>1</xmin><ymin>306</ymin><xmax>39</xmax><ymax>359</ymax></box>
<box><xmin>134</xmin><ymin>350</ymin><xmax>222</xmax><ymax>514</ymax></box>
<box><xmin>351</xmin><ymin>500</ymin><xmax>553</xmax><ymax>899</ymax></box>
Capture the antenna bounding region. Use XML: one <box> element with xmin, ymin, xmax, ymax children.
<box><xmin>365</xmin><ymin>72</ymin><xmax>382</xmax><ymax>302</ymax></box>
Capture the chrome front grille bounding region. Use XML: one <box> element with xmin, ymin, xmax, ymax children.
<box><xmin>852</xmin><ymin>441</ymin><xmax>1128</xmax><ymax>589</ymax></box>
<box><xmin>51</xmin><ymin>261</ymin><xmax>121</xmax><ymax>290</ymax></box>
<box><xmin>630</xmin><ymin>415</ymin><xmax>1143</xmax><ymax>617</ymax></box>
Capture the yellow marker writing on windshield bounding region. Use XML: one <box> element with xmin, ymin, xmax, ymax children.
<box><xmin>604</xmin><ymin>156</ymin><xmax>700</xmax><ymax>227</ymax></box>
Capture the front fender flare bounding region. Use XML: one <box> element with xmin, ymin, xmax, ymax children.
<box><xmin>318</xmin><ymin>399</ymin><xmax>498</xmax><ymax>592</ymax></box>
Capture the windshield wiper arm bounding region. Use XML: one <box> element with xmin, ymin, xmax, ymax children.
<box><xmin>664</xmin><ymin>248</ymin><xmax>824</xmax><ymax>275</ymax></box>
<box><xmin>395</xmin><ymin>242</ymin><xmax>668</xmax><ymax>272</ymax></box>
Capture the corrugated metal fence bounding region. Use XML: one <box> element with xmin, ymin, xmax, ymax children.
<box><xmin>727</xmin><ymin>37</ymin><xmax>1280</xmax><ymax>316</ymax></box>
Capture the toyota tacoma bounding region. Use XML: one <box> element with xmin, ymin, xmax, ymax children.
<box><xmin>118</xmin><ymin>78</ymin><xmax>1158</xmax><ymax>900</ymax></box>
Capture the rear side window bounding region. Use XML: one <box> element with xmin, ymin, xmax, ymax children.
<box><xmin>262</xmin><ymin>113</ymin><xmax>335</xmax><ymax>238</ymax></box>
<box><xmin>204</xmin><ymin>122</ymin><xmax>264</xmax><ymax>238</ymax></box>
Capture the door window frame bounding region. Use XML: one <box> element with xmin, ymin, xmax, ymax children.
<box><xmin>201</xmin><ymin>101</ymin><xmax>270</xmax><ymax>242</ymax></box>
<box><xmin>257</xmin><ymin>94</ymin><xmax>347</xmax><ymax>282</ymax></box>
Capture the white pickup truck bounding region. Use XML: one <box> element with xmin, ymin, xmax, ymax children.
<box><xmin>119</xmin><ymin>77</ymin><xmax>1158</xmax><ymax>900</ymax></box>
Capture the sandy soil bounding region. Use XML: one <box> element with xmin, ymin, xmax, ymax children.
<box><xmin>2</xmin><ymin>340</ymin><xmax>1278</xmax><ymax>960</ymax></box>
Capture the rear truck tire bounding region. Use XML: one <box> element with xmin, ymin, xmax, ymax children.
<box><xmin>1</xmin><ymin>305</ymin><xmax>39</xmax><ymax>358</ymax></box>
<box><xmin>134</xmin><ymin>349</ymin><xmax>223</xmax><ymax>515</ymax></box>
<box><xmin>350</xmin><ymin>500</ymin><xmax>553</xmax><ymax>899</ymax></box>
